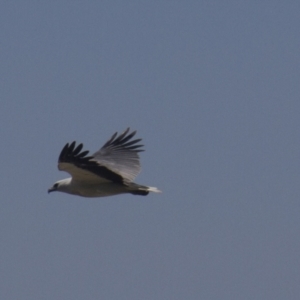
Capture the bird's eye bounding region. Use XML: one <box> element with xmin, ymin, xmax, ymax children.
<box><xmin>54</xmin><ymin>183</ymin><xmax>58</xmax><ymax>188</ymax></box>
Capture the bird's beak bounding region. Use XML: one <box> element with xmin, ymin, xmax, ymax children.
<box><xmin>48</xmin><ymin>187</ymin><xmax>55</xmax><ymax>193</ymax></box>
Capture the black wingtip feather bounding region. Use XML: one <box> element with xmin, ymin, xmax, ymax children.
<box><xmin>101</xmin><ymin>128</ymin><xmax>144</xmax><ymax>153</ymax></box>
<box><xmin>68</xmin><ymin>141</ymin><xmax>76</xmax><ymax>153</ymax></box>
<box><xmin>58</xmin><ymin>141</ymin><xmax>91</xmax><ymax>164</ymax></box>
<box><xmin>72</xmin><ymin>143</ymin><xmax>83</xmax><ymax>156</ymax></box>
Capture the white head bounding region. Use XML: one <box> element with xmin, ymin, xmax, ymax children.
<box><xmin>48</xmin><ymin>178</ymin><xmax>72</xmax><ymax>194</ymax></box>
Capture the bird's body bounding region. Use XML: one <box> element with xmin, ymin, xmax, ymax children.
<box><xmin>48</xmin><ymin>128</ymin><xmax>161</xmax><ymax>198</ymax></box>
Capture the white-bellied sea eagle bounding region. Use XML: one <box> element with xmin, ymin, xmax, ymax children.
<box><xmin>48</xmin><ymin>128</ymin><xmax>161</xmax><ymax>197</ymax></box>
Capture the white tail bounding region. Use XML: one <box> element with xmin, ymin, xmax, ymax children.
<box><xmin>147</xmin><ymin>186</ymin><xmax>162</xmax><ymax>193</ymax></box>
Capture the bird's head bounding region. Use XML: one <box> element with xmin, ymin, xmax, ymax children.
<box><xmin>48</xmin><ymin>178</ymin><xmax>71</xmax><ymax>194</ymax></box>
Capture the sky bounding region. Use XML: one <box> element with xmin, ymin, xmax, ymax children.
<box><xmin>1</xmin><ymin>1</ymin><xmax>300</xmax><ymax>299</ymax></box>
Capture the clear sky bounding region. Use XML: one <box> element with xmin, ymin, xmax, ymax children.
<box><xmin>1</xmin><ymin>2</ymin><xmax>299</xmax><ymax>299</ymax></box>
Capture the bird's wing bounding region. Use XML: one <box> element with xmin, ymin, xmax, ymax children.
<box><xmin>92</xmin><ymin>128</ymin><xmax>144</xmax><ymax>183</ymax></box>
<box><xmin>58</xmin><ymin>142</ymin><xmax>124</xmax><ymax>183</ymax></box>
<box><xmin>57</xmin><ymin>128</ymin><xmax>143</xmax><ymax>183</ymax></box>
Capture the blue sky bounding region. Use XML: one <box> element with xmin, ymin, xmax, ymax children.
<box><xmin>1</xmin><ymin>2</ymin><xmax>300</xmax><ymax>299</ymax></box>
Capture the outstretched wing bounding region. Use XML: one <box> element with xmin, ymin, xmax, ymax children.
<box><xmin>57</xmin><ymin>128</ymin><xmax>144</xmax><ymax>183</ymax></box>
<box><xmin>92</xmin><ymin>128</ymin><xmax>144</xmax><ymax>182</ymax></box>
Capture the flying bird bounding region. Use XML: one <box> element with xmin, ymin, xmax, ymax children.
<box><xmin>48</xmin><ymin>128</ymin><xmax>161</xmax><ymax>198</ymax></box>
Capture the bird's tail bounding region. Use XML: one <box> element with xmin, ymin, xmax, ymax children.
<box><xmin>128</xmin><ymin>183</ymin><xmax>162</xmax><ymax>196</ymax></box>
<box><xmin>146</xmin><ymin>186</ymin><xmax>162</xmax><ymax>193</ymax></box>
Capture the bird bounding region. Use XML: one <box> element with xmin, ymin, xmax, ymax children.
<box><xmin>48</xmin><ymin>128</ymin><xmax>161</xmax><ymax>198</ymax></box>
